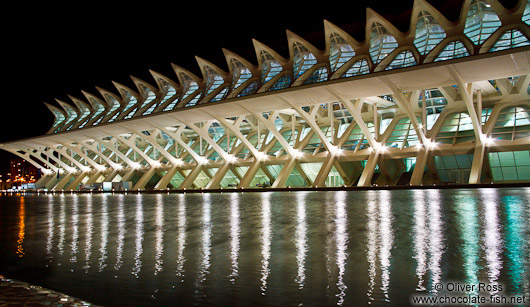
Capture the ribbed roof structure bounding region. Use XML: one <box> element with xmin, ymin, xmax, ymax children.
<box><xmin>43</xmin><ymin>0</ymin><xmax>530</xmax><ymax>134</ymax></box>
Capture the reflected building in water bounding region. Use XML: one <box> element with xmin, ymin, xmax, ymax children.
<box><xmin>7</xmin><ymin>189</ymin><xmax>529</xmax><ymax>305</ymax></box>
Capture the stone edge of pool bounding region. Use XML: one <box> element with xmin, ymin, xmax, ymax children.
<box><xmin>0</xmin><ymin>274</ymin><xmax>99</xmax><ymax>306</ymax></box>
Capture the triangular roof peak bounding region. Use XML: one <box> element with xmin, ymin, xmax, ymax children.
<box><xmin>323</xmin><ymin>19</ymin><xmax>363</xmax><ymax>54</ymax></box>
<box><xmin>81</xmin><ymin>90</ymin><xmax>106</xmax><ymax>109</ymax></box>
<box><xmin>67</xmin><ymin>95</ymin><xmax>91</xmax><ymax>112</ymax></box>
<box><xmin>222</xmin><ymin>48</ymin><xmax>257</xmax><ymax>71</ymax></box>
<box><xmin>111</xmin><ymin>81</ymin><xmax>140</xmax><ymax>103</ymax></box>
<box><xmin>96</xmin><ymin>86</ymin><xmax>122</xmax><ymax>107</ymax></box>
<box><xmin>171</xmin><ymin>63</ymin><xmax>203</xmax><ymax>86</ymax></box>
<box><xmin>366</xmin><ymin>7</ymin><xmax>404</xmax><ymax>40</ymax></box>
<box><xmin>55</xmin><ymin>99</ymin><xmax>79</xmax><ymax>115</ymax></box>
<box><xmin>195</xmin><ymin>56</ymin><xmax>229</xmax><ymax>79</ymax></box>
<box><xmin>252</xmin><ymin>38</ymin><xmax>289</xmax><ymax>66</ymax></box>
<box><xmin>130</xmin><ymin>75</ymin><xmax>159</xmax><ymax>97</ymax></box>
<box><xmin>286</xmin><ymin>29</ymin><xmax>324</xmax><ymax>58</ymax></box>
<box><xmin>149</xmin><ymin>70</ymin><xmax>180</xmax><ymax>93</ymax></box>
<box><xmin>44</xmin><ymin>101</ymin><xmax>65</xmax><ymax>116</ymax></box>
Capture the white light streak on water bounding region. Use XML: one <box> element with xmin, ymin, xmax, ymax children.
<box><xmin>70</xmin><ymin>195</ymin><xmax>79</xmax><ymax>263</ymax></box>
<box><xmin>379</xmin><ymin>190</ymin><xmax>393</xmax><ymax>302</ymax></box>
<box><xmin>366</xmin><ymin>191</ymin><xmax>378</xmax><ymax>305</ymax></box>
<box><xmin>335</xmin><ymin>191</ymin><xmax>348</xmax><ymax>306</ymax></box>
<box><xmin>260</xmin><ymin>192</ymin><xmax>272</xmax><ymax>295</ymax></box>
<box><xmin>58</xmin><ymin>194</ymin><xmax>66</xmax><ymax>257</ymax></box>
<box><xmin>99</xmin><ymin>195</ymin><xmax>108</xmax><ymax>272</ymax></box>
<box><xmin>114</xmin><ymin>195</ymin><xmax>125</xmax><ymax>272</ymax></box>
<box><xmin>295</xmin><ymin>192</ymin><xmax>307</xmax><ymax>289</ymax></box>
<box><xmin>84</xmin><ymin>195</ymin><xmax>93</xmax><ymax>272</ymax></box>
<box><xmin>229</xmin><ymin>193</ymin><xmax>240</xmax><ymax>283</ymax></box>
<box><xmin>198</xmin><ymin>193</ymin><xmax>211</xmax><ymax>283</ymax></box>
<box><xmin>481</xmin><ymin>189</ymin><xmax>502</xmax><ymax>294</ymax></box>
<box><xmin>427</xmin><ymin>190</ymin><xmax>443</xmax><ymax>289</ymax></box>
<box><xmin>132</xmin><ymin>194</ymin><xmax>144</xmax><ymax>278</ymax></box>
<box><xmin>176</xmin><ymin>194</ymin><xmax>187</xmax><ymax>280</ymax></box>
<box><xmin>154</xmin><ymin>194</ymin><xmax>164</xmax><ymax>275</ymax></box>
<box><xmin>46</xmin><ymin>195</ymin><xmax>54</xmax><ymax>260</ymax></box>
<box><xmin>413</xmin><ymin>190</ymin><xmax>427</xmax><ymax>292</ymax></box>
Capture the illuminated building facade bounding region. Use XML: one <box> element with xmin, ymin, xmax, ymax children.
<box><xmin>1</xmin><ymin>0</ymin><xmax>530</xmax><ymax>190</ymax></box>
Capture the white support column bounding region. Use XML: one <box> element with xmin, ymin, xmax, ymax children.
<box><xmin>132</xmin><ymin>167</ymin><xmax>157</xmax><ymax>190</ymax></box>
<box><xmin>357</xmin><ymin>150</ymin><xmax>380</xmax><ymax>187</ymax></box>
<box><xmin>79</xmin><ymin>140</ymin><xmax>125</xmax><ymax>172</ymax></box>
<box><xmin>65</xmin><ymin>172</ymin><xmax>90</xmax><ymax>190</ymax></box>
<box><xmin>378</xmin><ymin>76</ymin><xmax>428</xmax><ymax>145</ymax></box>
<box><xmin>154</xmin><ymin>166</ymin><xmax>180</xmax><ymax>189</ymax></box>
<box><xmin>447</xmin><ymin>65</ymin><xmax>483</xmax><ymax>143</ymax></box>
<box><xmin>410</xmin><ymin>147</ymin><xmax>429</xmax><ymax>185</ymax></box>
<box><xmin>238</xmin><ymin>105</ymin><xmax>296</xmax><ymax>156</ymax></box>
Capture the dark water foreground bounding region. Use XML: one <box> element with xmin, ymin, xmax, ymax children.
<box><xmin>0</xmin><ymin>189</ymin><xmax>528</xmax><ymax>306</ymax></box>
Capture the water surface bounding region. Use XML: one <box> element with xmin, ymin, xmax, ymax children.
<box><xmin>0</xmin><ymin>188</ymin><xmax>529</xmax><ymax>306</ymax></box>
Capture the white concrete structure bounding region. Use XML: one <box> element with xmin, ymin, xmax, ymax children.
<box><xmin>2</xmin><ymin>0</ymin><xmax>530</xmax><ymax>190</ymax></box>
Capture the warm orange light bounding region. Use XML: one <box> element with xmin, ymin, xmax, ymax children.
<box><xmin>17</xmin><ymin>197</ymin><xmax>25</xmax><ymax>257</ymax></box>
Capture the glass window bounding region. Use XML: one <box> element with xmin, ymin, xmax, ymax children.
<box><xmin>418</xmin><ymin>89</ymin><xmax>447</xmax><ymax>115</ymax></box>
<box><xmin>203</xmin><ymin>66</ymin><xmax>225</xmax><ymax>98</ymax></box>
<box><xmin>385</xmin><ymin>50</ymin><xmax>417</xmax><ymax>70</ymax></box>
<box><xmin>146</xmin><ymin>82</ymin><xmax>177</xmax><ymax>114</ymax></box>
<box><xmin>489</xmin><ymin>151</ymin><xmax>530</xmax><ymax>181</ymax></box>
<box><xmin>293</xmin><ymin>42</ymin><xmax>318</xmax><ymax>79</ymax></box>
<box><xmin>303</xmin><ymin>66</ymin><xmax>328</xmax><ymax>84</ymax></box>
<box><xmin>464</xmin><ymin>0</ymin><xmax>502</xmax><ymax>45</ymax></box>
<box><xmin>386</xmin><ymin>117</ymin><xmax>421</xmax><ymax>148</ymax></box>
<box><xmin>260</xmin><ymin>50</ymin><xmax>282</xmax><ymax>84</ymax></box>
<box><xmin>342</xmin><ymin>59</ymin><xmax>370</xmax><ymax>77</ymax></box>
<box><xmin>50</xmin><ymin>110</ymin><xmax>66</xmax><ymax>132</ymax></box>
<box><xmin>268</xmin><ymin>74</ymin><xmax>291</xmax><ymax>91</ymax></box>
<box><xmin>524</xmin><ymin>2</ymin><xmax>530</xmax><ymax>25</ymax></box>
<box><xmin>489</xmin><ymin>29</ymin><xmax>530</xmax><ymax>52</ymax></box>
<box><xmin>434</xmin><ymin>154</ymin><xmax>473</xmax><ymax>183</ymax></box>
<box><xmin>329</xmin><ymin>32</ymin><xmax>355</xmax><ymax>72</ymax></box>
<box><xmin>414</xmin><ymin>11</ymin><xmax>446</xmax><ymax>55</ymax></box>
<box><xmin>238</xmin><ymin>81</ymin><xmax>258</xmax><ymax>97</ymax></box>
<box><xmin>369</xmin><ymin>22</ymin><xmax>398</xmax><ymax>64</ymax></box>
<box><xmin>61</xmin><ymin>104</ymin><xmax>78</xmax><ymax>130</ymax></box>
<box><xmin>121</xmin><ymin>91</ymin><xmax>138</xmax><ymax>120</ymax></box>
<box><xmin>436</xmin><ymin>112</ymin><xmax>476</xmax><ymax>144</ymax></box>
<box><xmin>491</xmin><ymin>106</ymin><xmax>530</xmax><ymax>140</ymax></box>
<box><xmin>230</xmin><ymin>58</ymin><xmax>253</xmax><ymax>92</ymax></box>
<box><xmin>434</xmin><ymin>41</ymin><xmax>470</xmax><ymax>62</ymax></box>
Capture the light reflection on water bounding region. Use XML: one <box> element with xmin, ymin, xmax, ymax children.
<box><xmin>0</xmin><ymin>188</ymin><xmax>529</xmax><ymax>306</ymax></box>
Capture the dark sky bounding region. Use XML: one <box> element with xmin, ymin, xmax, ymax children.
<box><xmin>0</xmin><ymin>0</ymin><xmax>518</xmax><ymax>169</ymax></box>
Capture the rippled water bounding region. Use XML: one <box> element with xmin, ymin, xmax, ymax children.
<box><xmin>0</xmin><ymin>188</ymin><xmax>529</xmax><ymax>306</ymax></box>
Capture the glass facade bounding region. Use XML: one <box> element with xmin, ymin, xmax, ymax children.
<box><xmin>414</xmin><ymin>11</ymin><xmax>446</xmax><ymax>55</ymax></box>
<box><xmin>491</xmin><ymin>106</ymin><xmax>530</xmax><ymax>141</ymax></box>
<box><xmin>489</xmin><ymin>29</ymin><xmax>530</xmax><ymax>52</ymax></box>
<box><xmin>464</xmin><ymin>0</ymin><xmax>501</xmax><ymax>45</ymax></box>
<box><xmin>42</xmin><ymin>1</ymin><xmax>529</xmax><ymax>135</ymax></box>
<box><xmin>293</xmin><ymin>42</ymin><xmax>317</xmax><ymax>79</ymax></box>
<box><xmin>342</xmin><ymin>59</ymin><xmax>370</xmax><ymax>77</ymax></box>
<box><xmin>434</xmin><ymin>41</ymin><xmax>470</xmax><ymax>62</ymax></box>
<box><xmin>329</xmin><ymin>33</ymin><xmax>355</xmax><ymax>72</ymax></box>
<box><xmin>435</xmin><ymin>154</ymin><xmax>474</xmax><ymax>183</ymax></box>
<box><xmin>489</xmin><ymin>151</ymin><xmax>530</xmax><ymax>181</ymax></box>
<box><xmin>369</xmin><ymin>22</ymin><xmax>398</xmax><ymax>64</ymax></box>
<box><xmin>260</xmin><ymin>50</ymin><xmax>282</xmax><ymax>84</ymax></box>
<box><xmin>385</xmin><ymin>50</ymin><xmax>417</xmax><ymax>70</ymax></box>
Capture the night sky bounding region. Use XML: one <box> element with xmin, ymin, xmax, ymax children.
<box><xmin>0</xmin><ymin>0</ymin><xmax>516</xmax><ymax>172</ymax></box>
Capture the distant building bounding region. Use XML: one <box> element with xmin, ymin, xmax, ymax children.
<box><xmin>9</xmin><ymin>158</ymin><xmax>40</xmax><ymax>185</ymax></box>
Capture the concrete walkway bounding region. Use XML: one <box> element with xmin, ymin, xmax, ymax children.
<box><xmin>0</xmin><ymin>275</ymin><xmax>96</xmax><ymax>306</ymax></box>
